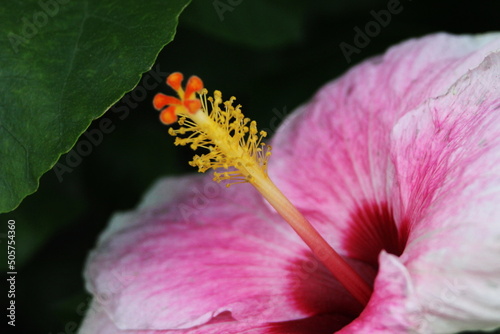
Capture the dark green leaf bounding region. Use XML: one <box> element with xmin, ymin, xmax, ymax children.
<box><xmin>0</xmin><ymin>0</ymin><xmax>191</xmax><ymax>213</ymax></box>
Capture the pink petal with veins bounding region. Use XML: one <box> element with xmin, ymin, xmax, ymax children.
<box><xmin>270</xmin><ymin>33</ymin><xmax>500</xmax><ymax>332</ymax></box>
<box><xmin>82</xmin><ymin>175</ymin><xmax>371</xmax><ymax>331</ymax></box>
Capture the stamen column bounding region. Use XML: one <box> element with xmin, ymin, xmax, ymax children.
<box><xmin>250</xmin><ymin>170</ymin><xmax>372</xmax><ymax>307</ymax></box>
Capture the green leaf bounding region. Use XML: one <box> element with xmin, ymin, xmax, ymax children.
<box><xmin>0</xmin><ymin>0</ymin><xmax>191</xmax><ymax>213</ymax></box>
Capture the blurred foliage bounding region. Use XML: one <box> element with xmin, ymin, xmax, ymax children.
<box><xmin>1</xmin><ymin>0</ymin><xmax>499</xmax><ymax>332</ymax></box>
<box><xmin>182</xmin><ymin>0</ymin><xmax>305</xmax><ymax>49</ymax></box>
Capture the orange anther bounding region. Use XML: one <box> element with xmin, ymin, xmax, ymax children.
<box><xmin>185</xmin><ymin>76</ymin><xmax>204</xmax><ymax>99</ymax></box>
<box><xmin>160</xmin><ymin>106</ymin><xmax>178</xmax><ymax>125</ymax></box>
<box><xmin>154</xmin><ymin>73</ymin><xmax>204</xmax><ymax>124</ymax></box>
<box><xmin>153</xmin><ymin>93</ymin><xmax>182</xmax><ymax>110</ymax></box>
<box><xmin>167</xmin><ymin>72</ymin><xmax>184</xmax><ymax>91</ymax></box>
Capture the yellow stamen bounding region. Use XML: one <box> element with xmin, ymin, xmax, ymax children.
<box><xmin>169</xmin><ymin>89</ymin><xmax>272</xmax><ymax>187</ymax></box>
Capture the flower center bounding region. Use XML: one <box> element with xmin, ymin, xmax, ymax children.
<box><xmin>153</xmin><ymin>73</ymin><xmax>374</xmax><ymax>306</ymax></box>
<box><xmin>343</xmin><ymin>201</ymin><xmax>409</xmax><ymax>268</ymax></box>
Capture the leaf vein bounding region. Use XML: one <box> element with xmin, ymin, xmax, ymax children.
<box><xmin>0</xmin><ymin>121</ymin><xmax>29</xmax><ymax>184</ymax></box>
<box><xmin>57</xmin><ymin>0</ymin><xmax>90</xmax><ymax>145</ymax></box>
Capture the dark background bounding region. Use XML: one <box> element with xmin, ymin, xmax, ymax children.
<box><xmin>2</xmin><ymin>0</ymin><xmax>500</xmax><ymax>332</ymax></box>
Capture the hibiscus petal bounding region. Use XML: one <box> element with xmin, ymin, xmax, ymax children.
<box><xmin>83</xmin><ymin>174</ymin><xmax>369</xmax><ymax>330</ymax></box>
<box><xmin>269</xmin><ymin>33</ymin><xmax>500</xmax><ymax>260</ymax></box>
<box><xmin>79</xmin><ymin>300</ymin><xmax>352</xmax><ymax>334</ymax></box>
<box><xmin>268</xmin><ymin>32</ymin><xmax>500</xmax><ymax>332</ymax></box>
<box><xmin>391</xmin><ymin>52</ymin><xmax>500</xmax><ymax>332</ymax></box>
<box><xmin>339</xmin><ymin>252</ymin><xmax>420</xmax><ymax>333</ymax></box>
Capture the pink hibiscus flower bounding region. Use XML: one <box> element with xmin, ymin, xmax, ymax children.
<box><xmin>78</xmin><ymin>32</ymin><xmax>500</xmax><ymax>333</ymax></box>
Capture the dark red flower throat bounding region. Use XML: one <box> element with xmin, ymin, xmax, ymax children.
<box><xmin>344</xmin><ymin>201</ymin><xmax>410</xmax><ymax>268</ymax></box>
